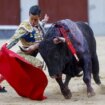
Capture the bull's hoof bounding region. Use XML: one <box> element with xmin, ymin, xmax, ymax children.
<box><xmin>87</xmin><ymin>88</ymin><xmax>95</xmax><ymax>97</ymax></box>
<box><xmin>95</xmin><ymin>79</ymin><xmax>101</xmax><ymax>85</ymax></box>
<box><xmin>87</xmin><ymin>91</ymin><xmax>95</xmax><ymax>97</ymax></box>
<box><xmin>96</xmin><ymin>81</ymin><xmax>101</xmax><ymax>85</ymax></box>
<box><xmin>93</xmin><ymin>75</ymin><xmax>101</xmax><ymax>85</ymax></box>
<box><xmin>61</xmin><ymin>88</ymin><xmax>72</xmax><ymax>99</ymax></box>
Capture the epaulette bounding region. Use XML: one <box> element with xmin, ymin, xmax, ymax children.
<box><xmin>18</xmin><ymin>21</ymin><xmax>33</xmax><ymax>32</ymax></box>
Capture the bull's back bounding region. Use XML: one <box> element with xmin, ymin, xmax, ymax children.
<box><xmin>76</xmin><ymin>22</ymin><xmax>96</xmax><ymax>55</ymax></box>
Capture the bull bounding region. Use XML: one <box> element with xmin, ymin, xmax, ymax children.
<box><xmin>39</xmin><ymin>19</ymin><xmax>101</xmax><ymax>99</ymax></box>
<box><xmin>21</xmin><ymin>19</ymin><xmax>101</xmax><ymax>99</ymax></box>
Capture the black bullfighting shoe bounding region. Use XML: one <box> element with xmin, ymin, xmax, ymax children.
<box><xmin>0</xmin><ymin>87</ymin><xmax>7</xmax><ymax>93</ymax></box>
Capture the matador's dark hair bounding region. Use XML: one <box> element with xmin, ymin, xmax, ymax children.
<box><xmin>29</xmin><ymin>5</ymin><xmax>41</xmax><ymax>16</ymax></box>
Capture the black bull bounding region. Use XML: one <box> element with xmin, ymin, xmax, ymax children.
<box><xmin>39</xmin><ymin>19</ymin><xmax>101</xmax><ymax>99</ymax></box>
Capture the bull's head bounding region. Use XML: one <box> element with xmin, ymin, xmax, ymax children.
<box><xmin>39</xmin><ymin>24</ymin><xmax>73</xmax><ymax>77</ymax></box>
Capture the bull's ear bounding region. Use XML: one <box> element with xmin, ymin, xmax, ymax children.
<box><xmin>54</xmin><ymin>24</ymin><xmax>59</xmax><ymax>28</ymax></box>
<box><xmin>54</xmin><ymin>23</ymin><xmax>62</xmax><ymax>28</ymax></box>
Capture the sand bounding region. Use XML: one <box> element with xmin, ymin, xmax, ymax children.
<box><xmin>0</xmin><ymin>36</ymin><xmax>105</xmax><ymax>105</ymax></box>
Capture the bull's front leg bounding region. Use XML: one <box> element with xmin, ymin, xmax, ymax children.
<box><xmin>82</xmin><ymin>54</ymin><xmax>95</xmax><ymax>97</ymax></box>
<box><xmin>64</xmin><ymin>74</ymin><xmax>71</xmax><ymax>89</ymax></box>
<box><xmin>55</xmin><ymin>74</ymin><xmax>72</xmax><ymax>99</ymax></box>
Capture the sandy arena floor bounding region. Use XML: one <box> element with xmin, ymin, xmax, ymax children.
<box><xmin>0</xmin><ymin>36</ymin><xmax>105</xmax><ymax>105</ymax></box>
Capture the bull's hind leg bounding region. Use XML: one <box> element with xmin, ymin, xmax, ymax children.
<box><xmin>82</xmin><ymin>55</ymin><xmax>95</xmax><ymax>97</ymax></box>
<box><xmin>56</xmin><ymin>75</ymin><xmax>72</xmax><ymax>99</ymax></box>
<box><xmin>92</xmin><ymin>54</ymin><xmax>101</xmax><ymax>85</ymax></box>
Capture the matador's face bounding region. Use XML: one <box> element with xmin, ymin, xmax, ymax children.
<box><xmin>29</xmin><ymin>14</ymin><xmax>40</xmax><ymax>27</ymax></box>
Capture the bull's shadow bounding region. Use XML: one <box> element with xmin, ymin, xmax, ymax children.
<box><xmin>39</xmin><ymin>19</ymin><xmax>101</xmax><ymax>99</ymax></box>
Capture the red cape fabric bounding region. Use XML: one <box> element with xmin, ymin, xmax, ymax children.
<box><xmin>0</xmin><ymin>44</ymin><xmax>48</xmax><ymax>100</ymax></box>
